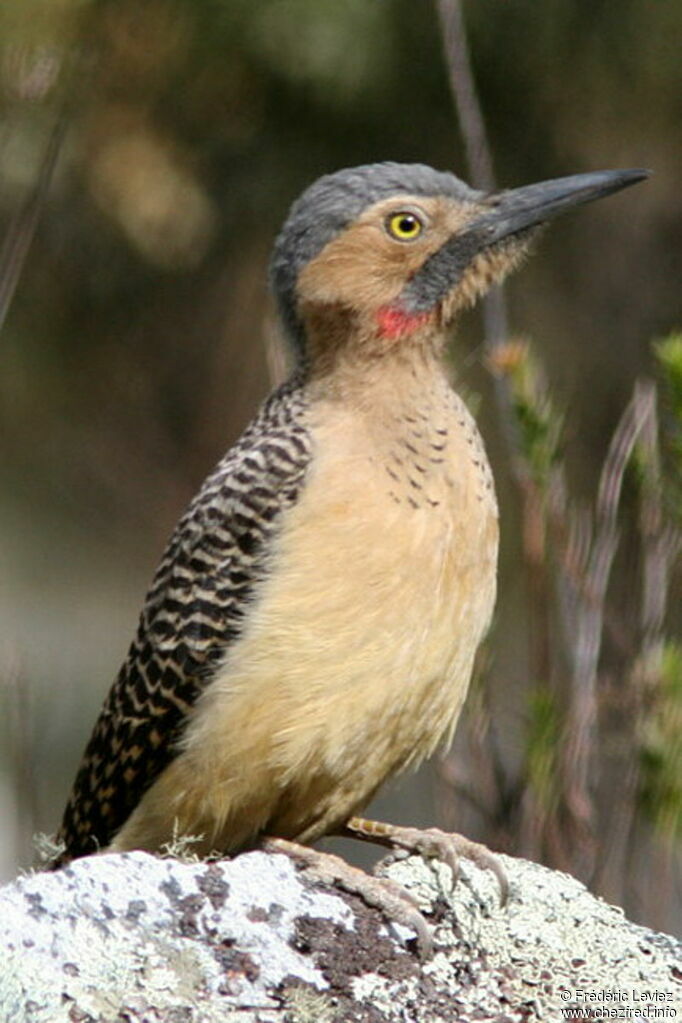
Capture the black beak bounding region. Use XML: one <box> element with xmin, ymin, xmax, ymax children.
<box><xmin>401</xmin><ymin>168</ymin><xmax>649</xmax><ymax>312</ymax></box>
<box><xmin>472</xmin><ymin>168</ymin><xmax>650</xmax><ymax>246</ymax></box>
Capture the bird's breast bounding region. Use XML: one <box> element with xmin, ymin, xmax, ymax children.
<box><xmin>181</xmin><ymin>379</ymin><xmax>498</xmax><ymax>842</ymax></box>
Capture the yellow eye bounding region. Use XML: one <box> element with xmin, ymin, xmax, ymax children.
<box><xmin>386</xmin><ymin>210</ymin><xmax>424</xmax><ymax>241</ymax></box>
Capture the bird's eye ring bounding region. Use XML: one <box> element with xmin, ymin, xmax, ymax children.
<box><xmin>386</xmin><ymin>210</ymin><xmax>424</xmax><ymax>242</ymax></box>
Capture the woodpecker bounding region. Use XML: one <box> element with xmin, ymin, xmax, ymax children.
<box><xmin>56</xmin><ymin>162</ymin><xmax>646</xmax><ymax>944</ymax></box>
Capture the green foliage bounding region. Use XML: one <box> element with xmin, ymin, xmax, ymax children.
<box><xmin>655</xmin><ymin>334</ymin><xmax>682</xmax><ymax>411</ymax></box>
<box><xmin>654</xmin><ymin>333</ymin><xmax>682</xmax><ymax>520</ymax></box>
<box><xmin>525</xmin><ymin>688</ymin><xmax>560</xmax><ymax>809</ymax></box>
<box><xmin>638</xmin><ymin>642</ymin><xmax>682</xmax><ymax>839</ymax></box>
<box><xmin>493</xmin><ymin>342</ymin><xmax>563</xmax><ymax>487</ymax></box>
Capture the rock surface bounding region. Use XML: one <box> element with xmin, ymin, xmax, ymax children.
<box><xmin>0</xmin><ymin>847</ymin><xmax>680</xmax><ymax>1022</ymax></box>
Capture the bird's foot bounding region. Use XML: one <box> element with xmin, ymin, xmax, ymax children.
<box><xmin>262</xmin><ymin>836</ymin><xmax>433</xmax><ymax>957</ymax></box>
<box><xmin>343</xmin><ymin>817</ymin><xmax>509</xmax><ymax>905</ymax></box>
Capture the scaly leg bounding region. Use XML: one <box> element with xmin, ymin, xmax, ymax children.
<box><xmin>341</xmin><ymin>817</ymin><xmax>509</xmax><ymax>904</ymax></box>
<box><xmin>262</xmin><ymin>836</ymin><xmax>432</xmax><ymax>957</ymax></box>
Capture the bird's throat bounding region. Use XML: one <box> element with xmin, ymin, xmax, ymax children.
<box><xmin>375</xmin><ymin>303</ymin><xmax>432</xmax><ymax>341</ymax></box>
<box><xmin>301</xmin><ymin>299</ymin><xmax>444</xmax><ymax>387</ymax></box>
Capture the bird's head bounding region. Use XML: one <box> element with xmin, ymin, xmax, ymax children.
<box><xmin>270</xmin><ymin>162</ymin><xmax>647</xmax><ymax>368</ymax></box>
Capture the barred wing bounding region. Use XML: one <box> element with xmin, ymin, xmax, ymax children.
<box><xmin>57</xmin><ymin>377</ymin><xmax>312</xmax><ymax>860</ymax></box>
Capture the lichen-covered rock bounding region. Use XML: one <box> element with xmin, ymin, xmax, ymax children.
<box><xmin>0</xmin><ymin>848</ymin><xmax>680</xmax><ymax>1022</ymax></box>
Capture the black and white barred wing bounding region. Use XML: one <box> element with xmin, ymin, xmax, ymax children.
<box><xmin>57</xmin><ymin>380</ymin><xmax>311</xmax><ymax>860</ymax></box>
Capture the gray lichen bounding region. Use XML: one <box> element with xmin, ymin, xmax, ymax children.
<box><xmin>0</xmin><ymin>848</ymin><xmax>680</xmax><ymax>1022</ymax></box>
<box><xmin>0</xmin><ymin>850</ymin><xmax>353</xmax><ymax>1022</ymax></box>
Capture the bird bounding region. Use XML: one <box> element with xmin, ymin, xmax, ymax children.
<box><xmin>55</xmin><ymin>161</ymin><xmax>647</xmax><ymax>950</ymax></box>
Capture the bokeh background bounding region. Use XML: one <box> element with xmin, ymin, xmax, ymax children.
<box><xmin>1</xmin><ymin>0</ymin><xmax>680</xmax><ymax>934</ymax></box>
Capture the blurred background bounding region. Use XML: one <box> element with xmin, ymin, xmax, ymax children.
<box><xmin>1</xmin><ymin>0</ymin><xmax>680</xmax><ymax>934</ymax></box>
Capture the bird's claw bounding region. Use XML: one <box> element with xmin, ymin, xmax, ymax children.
<box><xmin>343</xmin><ymin>817</ymin><xmax>508</xmax><ymax>906</ymax></box>
<box><xmin>383</xmin><ymin>825</ymin><xmax>509</xmax><ymax>904</ymax></box>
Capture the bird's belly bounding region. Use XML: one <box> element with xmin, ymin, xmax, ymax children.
<box><xmin>172</xmin><ymin>400</ymin><xmax>498</xmax><ymax>847</ymax></box>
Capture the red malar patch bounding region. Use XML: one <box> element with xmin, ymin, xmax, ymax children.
<box><xmin>376</xmin><ymin>304</ymin><xmax>431</xmax><ymax>340</ymax></box>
